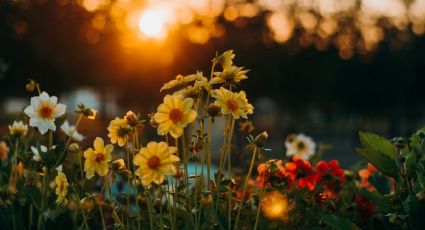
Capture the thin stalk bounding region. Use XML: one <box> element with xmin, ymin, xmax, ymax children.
<box><xmin>133</xmin><ymin>133</ymin><xmax>142</xmax><ymax>230</ymax></box>
<box><xmin>233</xmin><ymin>147</ymin><xmax>258</xmax><ymax>230</ymax></box>
<box><xmin>226</xmin><ymin>117</ymin><xmax>236</xmax><ymax>230</ymax></box>
<box><xmin>78</xmin><ymin>150</ymin><xmax>85</xmax><ymax>196</ymax></box>
<box><xmin>160</xmin><ymin>191</ymin><xmax>164</xmax><ymax>230</ymax></box>
<box><xmin>253</xmin><ymin>175</ymin><xmax>266</xmax><ymax>230</ymax></box>
<box><xmin>37</xmin><ymin>167</ymin><xmax>47</xmax><ymax>230</ymax></box>
<box><xmin>12</xmin><ymin>205</ymin><xmax>16</xmax><ymax>230</ymax></box>
<box><xmin>146</xmin><ymin>189</ymin><xmax>154</xmax><ymax>230</ymax></box>
<box><xmin>125</xmin><ymin>140</ymin><xmax>132</xmax><ymax>224</ymax></box>
<box><xmin>29</xmin><ymin>204</ymin><xmax>33</xmax><ymax>229</ymax></box>
<box><xmin>207</xmin><ymin>117</ymin><xmax>212</xmax><ymax>190</ymax></box>
<box><xmin>99</xmin><ymin>204</ymin><xmax>107</xmax><ymax>230</ymax></box>
<box><xmin>60</xmin><ymin>114</ymin><xmax>83</xmax><ymax>157</ymax></box>
<box><xmin>48</xmin><ymin>130</ymin><xmax>53</xmax><ymax>150</ymax></box>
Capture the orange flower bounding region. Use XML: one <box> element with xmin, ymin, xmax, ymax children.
<box><xmin>285</xmin><ymin>157</ymin><xmax>317</xmax><ymax>191</ymax></box>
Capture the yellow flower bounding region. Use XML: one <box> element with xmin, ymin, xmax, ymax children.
<box><xmin>133</xmin><ymin>141</ymin><xmax>180</xmax><ymax>186</ymax></box>
<box><xmin>9</xmin><ymin>121</ymin><xmax>28</xmax><ymax>138</ymax></box>
<box><xmin>83</xmin><ymin>137</ymin><xmax>113</xmax><ymax>179</ymax></box>
<box><xmin>154</xmin><ymin>95</ymin><xmax>197</xmax><ymax>138</ymax></box>
<box><xmin>107</xmin><ymin>118</ymin><xmax>132</xmax><ymax>147</ymax></box>
<box><xmin>55</xmin><ymin>171</ymin><xmax>69</xmax><ymax>204</ymax></box>
<box><xmin>213</xmin><ymin>50</ymin><xmax>235</xmax><ymax>69</ymax></box>
<box><xmin>210</xmin><ymin>66</ymin><xmax>248</xmax><ymax>85</ymax></box>
<box><xmin>173</xmin><ymin>75</ymin><xmax>208</xmax><ymax>99</ymax></box>
<box><xmin>212</xmin><ymin>87</ymin><xmax>253</xmax><ymax>119</ymax></box>
<box><xmin>160</xmin><ymin>72</ymin><xmax>203</xmax><ymax>92</ymax></box>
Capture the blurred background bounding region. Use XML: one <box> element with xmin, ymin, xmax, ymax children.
<box><xmin>1</xmin><ymin>0</ymin><xmax>425</xmax><ymax>166</ymax></box>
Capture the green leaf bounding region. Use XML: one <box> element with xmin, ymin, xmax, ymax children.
<box><xmin>359</xmin><ymin>131</ymin><xmax>397</xmax><ymax>160</ymax></box>
<box><xmin>358</xmin><ymin>189</ymin><xmax>390</xmax><ymax>212</ymax></box>
<box><xmin>356</xmin><ymin>148</ymin><xmax>398</xmax><ymax>179</ymax></box>
<box><xmin>321</xmin><ymin>214</ymin><xmax>361</xmax><ymax>230</ymax></box>
<box><xmin>369</xmin><ymin>173</ymin><xmax>391</xmax><ymax>195</ymax></box>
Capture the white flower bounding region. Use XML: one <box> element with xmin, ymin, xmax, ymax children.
<box><xmin>24</xmin><ymin>92</ymin><xmax>66</xmax><ymax>134</ymax></box>
<box><xmin>31</xmin><ymin>145</ymin><xmax>56</xmax><ymax>162</ymax></box>
<box><xmin>285</xmin><ymin>134</ymin><xmax>316</xmax><ymax>160</ymax></box>
<box><xmin>61</xmin><ymin>121</ymin><xmax>84</xmax><ymax>142</ymax></box>
<box><xmin>8</xmin><ymin>121</ymin><xmax>28</xmax><ymax>137</ymax></box>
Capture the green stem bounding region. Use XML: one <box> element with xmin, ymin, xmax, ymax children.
<box><xmin>79</xmin><ymin>150</ymin><xmax>85</xmax><ymax>196</ymax></box>
<box><xmin>253</xmin><ymin>175</ymin><xmax>266</xmax><ymax>230</ymax></box>
<box><xmin>61</xmin><ymin>114</ymin><xmax>83</xmax><ymax>158</ymax></box>
<box><xmin>233</xmin><ymin>147</ymin><xmax>258</xmax><ymax>230</ymax></box>
<box><xmin>126</xmin><ymin>141</ymin><xmax>132</xmax><ymax>224</ymax></box>
<box><xmin>146</xmin><ymin>189</ymin><xmax>154</xmax><ymax>230</ymax></box>
<box><xmin>133</xmin><ymin>133</ymin><xmax>142</xmax><ymax>230</ymax></box>
<box><xmin>37</xmin><ymin>167</ymin><xmax>47</xmax><ymax>230</ymax></box>
<box><xmin>99</xmin><ymin>204</ymin><xmax>106</xmax><ymax>230</ymax></box>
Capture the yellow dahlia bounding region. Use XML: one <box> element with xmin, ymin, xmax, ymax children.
<box><xmin>9</xmin><ymin>120</ymin><xmax>28</xmax><ymax>138</ymax></box>
<box><xmin>212</xmin><ymin>87</ymin><xmax>253</xmax><ymax>119</ymax></box>
<box><xmin>55</xmin><ymin>171</ymin><xmax>69</xmax><ymax>204</ymax></box>
<box><xmin>210</xmin><ymin>66</ymin><xmax>249</xmax><ymax>85</ymax></box>
<box><xmin>107</xmin><ymin>118</ymin><xmax>132</xmax><ymax>147</ymax></box>
<box><xmin>23</xmin><ymin>92</ymin><xmax>66</xmax><ymax>134</ymax></box>
<box><xmin>133</xmin><ymin>141</ymin><xmax>180</xmax><ymax>186</ymax></box>
<box><xmin>213</xmin><ymin>50</ymin><xmax>235</xmax><ymax>69</ymax></box>
<box><xmin>154</xmin><ymin>95</ymin><xmax>197</xmax><ymax>138</ymax></box>
<box><xmin>83</xmin><ymin>137</ymin><xmax>113</xmax><ymax>179</ymax></box>
<box><xmin>160</xmin><ymin>72</ymin><xmax>203</xmax><ymax>92</ymax></box>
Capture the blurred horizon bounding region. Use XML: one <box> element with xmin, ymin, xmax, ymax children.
<box><xmin>1</xmin><ymin>0</ymin><xmax>425</xmax><ymax>166</ymax></box>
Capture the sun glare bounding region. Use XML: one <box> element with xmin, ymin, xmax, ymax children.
<box><xmin>138</xmin><ymin>10</ymin><xmax>166</xmax><ymax>38</ymax></box>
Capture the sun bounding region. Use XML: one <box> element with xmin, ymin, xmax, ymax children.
<box><xmin>138</xmin><ymin>10</ymin><xmax>166</xmax><ymax>38</ymax></box>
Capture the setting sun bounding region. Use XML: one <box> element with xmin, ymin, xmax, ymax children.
<box><xmin>138</xmin><ymin>10</ymin><xmax>166</xmax><ymax>38</ymax></box>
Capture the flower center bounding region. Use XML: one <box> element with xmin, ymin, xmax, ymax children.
<box><xmin>39</xmin><ymin>105</ymin><xmax>53</xmax><ymax>119</ymax></box>
<box><xmin>227</xmin><ymin>99</ymin><xmax>239</xmax><ymax>111</ymax></box>
<box><xmin>60</xmin><ymin>181</ymin><xmax>64</xmax><ymax>191</ymax></box>
<box><xmin>169</xmin><ymin>109</ymin><xmax>184</xmax><ymax>124</ymax></box>
<box><xmin>297</xmin><ymin>141</ymin><xmax>306</xmax><ymax>151</ymax></box>
<box><xmin>147</xmin><ymin>156</ymin><xmax>161</xmax><ymax>169</ymax></box>
<box><xmin>95</xmin><ymin>152</ymin><xmax>105</xmax><ymax>163</ymax></box>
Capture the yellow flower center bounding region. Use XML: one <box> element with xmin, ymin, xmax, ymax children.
<box><xmin>147</xmin><ymin>155</ymin><xmax>161</xmax><ymax>169</ymax></box>
<box><xmin>60</xmin><ymin>181</ymin><xmax>65</xmax><ymax>191</ymax></box>
<box><xmin>38</xmin><ymin>105</ymin><xmax>54</xmax><ymax>119</ymax></box>
<box><xmin>95</xmin><ymin>152</ymin><xmax>105</xmax><ymax>163</ymax></box>
<box><xmin>169</xmin><ymin>108</ymin><xmax>184</xmax><ymax>124</ymax></box>
<box><xmin>297</xmin><ymin>141</ymin><xmax>306</xmax><ymax>151</ymax></box>
<box><xmin>227</xmin><ymin>99</ymin><xmax>239</xmax><ymax>111</ymax></box>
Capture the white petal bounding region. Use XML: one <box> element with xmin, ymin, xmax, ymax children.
<box><xmin>40</xmin><ymin>145</ymin><xmax>48</xmax><ymax>152</ymax></box>
<box><xmin>49</xmin><ymin>96</ymin><xmax>58</xmax><ymax>105</ymax></box>
<box><xmin>39</xmin><ymin>92</ymin><xmax>50</xmax><ymax>102</ymax></box>
<box><xmin>55</xmin><ymin>104</ymin><xmax>67</xmax><ymax>118</ymax></box>
<box><xmin>56</xmin><ymin>165</ymin><xmax>63</xmax><ymax>172</ymax></box>
<box><xmin>31</xmin><ymin>146</ymin><xmax>39</xmax><ymax>155</ymax></box>
<box><xmin>24</xmin><ymin>106</ymin><xmax>36</xmax><ymax>117</ymax></box>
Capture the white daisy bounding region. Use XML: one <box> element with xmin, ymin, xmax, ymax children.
<box><xmin>24</xmin><ymin>92</ymin><xmax>67</xmax><ymax>134</ymax></box>
<box><xmin>285</xmin><ymin>133</ymin><xmax>316</xmax><ymax>160</ymax></box>
<box><xmin>61</xmin><ymin>121</ymin><xmax>84</xmax><ymax>142</ymax></box>
<box><xmin>8</xmin><ymin>120</ymin><xmax>28</xmax><ymax>137</ymax></box>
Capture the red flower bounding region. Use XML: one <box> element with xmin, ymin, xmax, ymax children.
<box><xmin>316</xmin><ymin>160</ymin><xmax>345</xmax><ymax>187</ymax></box>
<box><xmin>256</xmin><ymin>159</ymin><xmax>290</xmax><ymax>188</ymax></box>
<box><xmin>285</xmin><ymin>157</ymin><xmax>317</xmax><ymax>191</ymax></box>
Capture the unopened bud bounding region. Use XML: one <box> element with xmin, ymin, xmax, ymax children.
<box><xmin>207</xmin><ymin>104</ymin><xmax>220</xmax><ymax>118</ymax></box>
<box><xmin>125</xmin><ymin>111</ymin><xmax>139</xmax><ymax>127</ymax></box>
<box><xmin>26</xmin><ymin>83</ymin><xmax>35</xmax><ymax>92</ymax></box>
<box><xmin>201</xmin><ymin>192</ymin><xmax>213</xmax><ymax>206</ymax></box>
<box><xmin>112</xmin><ymin>159</ymin><xmax>126</xmax><ymax>171</ymax></box>
<box><xmin>173</xmin><ymin>167</ymin><xmax>184</xmax><ymax>180</ymax></box>
<box><xmin>254</xmin><ymin>131</ymin><xmax>268</xmax><ymax>148</ymax></box>
<box><xmin>68</xmin><ymin>143</ymin><xmax>80</xmax><ymax>152</ymax></box>
<box><xmin>80</xmin><ymin>198</ymin><xmax>94</xmax><ymax>212</ymax></box>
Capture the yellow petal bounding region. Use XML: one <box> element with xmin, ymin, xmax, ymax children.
<box><xmin>94</xmin><ymin>137</ymin><xmax>104</xmax><ymax>153</ymax></box>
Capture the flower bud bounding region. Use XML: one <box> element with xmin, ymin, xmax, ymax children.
<box><xmin>201</xmin><ymin>192</ymin><xmax>213</xmax><ymax>206</ymax></box>
<box><xmin>68</xmin><ymin>143</ymin><xmax>80</xmax><ymax>152</ymax></box>
<box><xmin>80</xmin><ymin>198</ymin><xmax>94</xmax><ymax>212</ymax></box>
<box><xmin>254</xmin><ymin>131</ymin><xmax>268</xmax><ymax>148</ymax></box>
<box><xmin>112</xmin><ymin>159</ymin><xmax>126</xmax><ymax>171</ymax></box>
<box><xmin>207</xmin><ymin>104</ymin><xmax>220</xmax><ymax>118</ymax></box>
<box><xmin>0</xmin><ymin>141</ymin><xmax>9</xmax><ymax>161</ymax></box>
<box><xmin>150</xmin><ymin>117</ymin><xmax>159</xmax><ymax>128</ymax></box>
<box><xmin>173</xmin><ymin>167</ymin><xmax>184</xmax><ymax>180</ymax></box>
<box><xmin>125</xmin><ymin>111</ymin><xmax>139</xmax><ymax>127</ymax></box>
<box><xmin>26</xmin><ymin>83</ymin><xmax>35</xmax><ymax>92</ymax></box>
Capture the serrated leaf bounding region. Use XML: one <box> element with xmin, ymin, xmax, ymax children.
<box><xmin>321</xmin><ymin>214</ymin><xmax>361</xmax><ymax>230</ymax></box>
<box><xmin>359</xmin><ymin>131</ymin><xmax>397</xmax><ymax>160</ymax></box>
<box><xmin>356</xmin><ymin>148</ymin><xmax>398</xmax><ymax>179</ymax></box>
